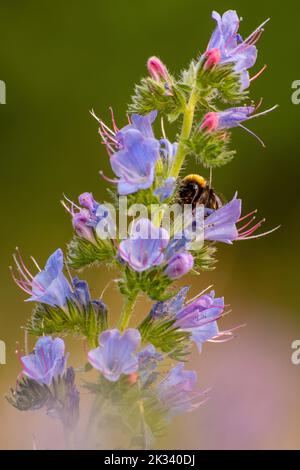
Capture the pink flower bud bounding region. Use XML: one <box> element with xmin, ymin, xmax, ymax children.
<box><xmin>165</xmin><ymin>252</ymin><xmax>194</xmax><ymax>280</ymax></box>
<box><xmin>147</xmin><ymin>56</ymin><xmax>169</xmax><ymax>82</ymax></box>
<box><xmin>200</xmin><ymin>112</ymin><xmax>220</xmax><ymax>132</ymax></box>
<box><xmin>72</xmin><ymin>209</ymin><xmax>95</xmax><ymax>243</ymax></box>
<box><xmin>204</xmin><ymin>48</ymin><xmax>221</xmax><ymax>70</ymax></box>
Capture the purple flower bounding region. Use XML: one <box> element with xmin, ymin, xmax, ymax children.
<box><xmin>200</xmin><ymin>105</ymin><xmax>278</xmax><ymax>145</ymax></box>
<box><xmin>164</xmin><ymin>236</ymin><xmax>190</xmax><ymax>260</ymax></box>
<box><xmin>175</xmin><ymin>290</ymin><xmax>224</xmax><ymax>352</ymax></box>
<box><xmin>72</xmin><ymin>276</ymin><xmax>92</xmax><ymax>306</ymax></box>
<box><xmin>204</xmin><ymin>194</ymin><xmax>241</xmax><ymax>244</ymax></box>
<box><xmin>118</xmin><ymin>218</ymin><xmax>169</xmax><ymax>272</ymax></box>
<box><xmin>204</xmin><ymin>194</ymin><xmax>279</xmax><ymax>243</ymax></box>
<box><xmin>72</xmin><ymin>208</ymin><xmax>96</xmax><ymax>242</ymax></box>
<box><xmin>150</xmin><ymin>286</ymin><xmax>190</xmax><ymax>318</ymax></box>
<box><xmin>165</xmin><ymin>252</ymin><xmax>194</xmax><ymax>279</ymax></box>
<box><xmin>11</xmin><ymin>248</ymin><xmax>73</xmax><ymax>308</ymax></box>
<box><xmin>157</xmin><ymin>364</ymin><xmax>202</xmax><ymax>416</ymax></box>
<box><xmin>205</xmin><ymin>10</ymin><xmax>269</xmax><ymax>90</ymax></box>
<box><xmin>154</xmin><ymin>177</ymin><xmax>176</xmax><ymax>202</ymax></box>
<box><xmin>117</xmin><ymin>111</ymin><xmax>158</xmax><ymax>142</ymax></box>
<box><xmin>88</xmin><ymin>329</ymin><xmax>141</xmax><ymax>382</ymax></box>
<box><xmin>151</xmin><ymin>287</ymin><xmax>230</xmax><ymax>352</ymax></box>
<box><xmin>110</xmin><ymin>129</ymin><xmax>160</xmax><ymax>195</ymax></box>
<box><xmin>78</xmin><ymin>192</ymin><xmax>99</xmax><ymax>214</ymax></box>
<box><xmin>20</xmin><ymin>336</ymin><xmax>67</xmax><ymax>386</ymax></box>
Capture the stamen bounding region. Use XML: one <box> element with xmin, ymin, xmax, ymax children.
<box><xmin>185</xmin><ymin>285</ymin><xmax>214</xmax><ymax>305</ymax></box>
<box><xmin>30</xmin><ymin>256</ymin><xmax>42</xmax><ymax>272</ymax></box>
<box><xmin>238</xmin><ymin>216</ymin><xmax>256</xmax><ymax>232</ymax></box>
<box><xmin>109</xmin><ymin>107</ymin><xmax>119</xmax><ymax>133</ymax></box>
<box><xmin>61</xmin><ymin>200</ymin><xmax>73</xmax><ymax>215</ymax></box>
<box><xmin>250</xmin><ymin>64</ymin><xmax>267</xmax><ymax>82</ymax></box>
<box><xmin>238</xmin><ymin>209</ymin><xmax>257</xmax><ymax>223</ymax></box>
<box><xmin>238</xmin><ymin>218</ymin><xmax>265</xmax><ymax>237</ymax></box>
<box><xmin>238</xmin><ymin>225</ymin><xmax>281</xmax><ymax>240</ymax></box>
<box><xmin>161</xmin><ymin>117</ymin><xmax>167</xmax><ymax>140</ymax></box>
<box><xmin>238</xmin><ymin>17</ymin><xmax>270</xmax><ymax>48</ymax></box>
<box><xmin>63</xmin><ymin>194</ymin><xmax>81</xmax><ymax>210</ymax></box>
<box><xmin>254</xmin><ymin>97</ymin><xmax>263</xmax><ymax>112</ymax></box>
<box><xmin>99</xmin><ymin>170</ymin><xmax>119</xmax><ymax>184</ymax></box>
<box><xmin>247</xmin><ymin>104</ymin><xmax>279</xmax><ymax>121</ymax></box>
<box><xmin>13</xmin><ymin>251</ymin><xmax>32</xmax><ymax>282</ymax></box>
<box><xmin>238</xmin><ymin>124</ymin><xmax>266</xmax><ymax>147</ymax></box>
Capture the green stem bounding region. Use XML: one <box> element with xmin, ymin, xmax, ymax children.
<box><xmin>169</xmin><ymin>86</ymin><xmax>198</xmax><ymax>178</ymax></box>
<box><xmin>118</xmin><ymin>291</ymin><xmax>139</xmax><ymax>331</ymax></box>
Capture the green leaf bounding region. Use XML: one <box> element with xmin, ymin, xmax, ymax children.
<box><xmin>191</xmin><ymin>243</ymin><xmax>217</xmax><ymax>272</ymax></box>
<box><xmin>67</xmin><ymin>235</ymin><xmax>116</xmax><ymax>270</ymax></box>
<box><xmin>118</xmin><ymin>267</ymin><xmax>173</xmax><ymax>302</ymax></box>
<box><xmin>185</xmin><ymin>128</ymin><xmax>236</xmax><ymax>168</ymax></box>
<box><xmin>26</xmin><ymin>299</ymin><xmax>107</xmax><ymax>347</ymax></box>
<box><xmin>197</xmin><ymin>63</ymin><xmax>248</xmax><ymax>105</ymax></box>
<box><xmin>138</xmin><ymin>314</ymin><xmax>191</xmax><ymax>361</ymax></box>
<box><xmin>129</xmin><ymin>77</ymin><xmax>186</xmax><ymax>122</ymax></box>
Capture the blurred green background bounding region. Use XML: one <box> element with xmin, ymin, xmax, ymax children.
<box><xmin>1</xmin><ymin>0</ymin><xmax>300</xmax><ymax>449</ymax></box>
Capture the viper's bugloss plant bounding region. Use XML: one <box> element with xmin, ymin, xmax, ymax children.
<box><xmin>8</xmin><ymin>9</ymin><xmax>279</xmax><ymax>449</ymax></box>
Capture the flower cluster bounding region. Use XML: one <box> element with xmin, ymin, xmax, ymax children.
<box><xmin>8</xmin><ymin>9</ymin><xmax>278</xmax><ymax>450</ymax></box>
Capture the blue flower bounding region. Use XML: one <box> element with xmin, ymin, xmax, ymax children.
<box><xmin>151</xmin><ymin>288</ymin><xmax>229</xmax><ymax>352</ymax></box>
<box><xmin>157</xmin><ymin>364</ymin><xmax>202</xmax><ymax>416</ymax></box>
<box><xmin>175</xmin><ymin>290</ymin><xmax>224</xmax><ymax>352</ymax></box>
<box><xmin>78</xmin><ymin>192</ymin><xmax>99</xmax><ymax>214</ymax></box>
<box><xmin>110</xmin><ymin>129</ymin><xmax>160</xmax><ymax>195</ymax></box>
<box><xmin>118</xmin><ymin>218</ymin><xmax>169</xmax><ymax>272</ymax></box>
<box><xmin>12</xmin><ymin>248</ymin><xmax>73</xmax><ymax>308</ymax></box>
<box><xmin>165</xmin><ymin>252</ymin><xmax>194</xmax><ymax>279</ymax></box>
<box><xmin>204</xmin><ymin>193</ymin><xmax>278</xmax><ymax>243</ymax></box>
<box><xmin>205</xmin><ymin>10</ymin><xmax>269</xmax><ymax>90</ymax></box>
<box><xmin>154</xmin><ymin>177</ymin><xmax>176</xmax><ymax>202</ymax></box>
<box><xmin>88</xmin><ymin>329</ymin><xmax>141</xmax><ymax>382</ymax></box>
<box><xmin>117</xmin><ymin>111</ymin><xmax>157</xmax><ymax>142</ymax></box>
<box><xmin>150</xmin><ymin>286</ymin><xmax>190</xmax><ymax>318</ymax></box>
<box><xmin>201</xmin><ymin>105</ymin><xmax>278</xmax><ymax>145</ymax></box>
<box><xmin>204</xmin><ymin>194</ymin><xmax>241</xmax><ymax>244</ymax></box>
<box><xmin>20</xmin><ymin>336</ymin><xmax>67</xmax><ymax>386</ymax></box>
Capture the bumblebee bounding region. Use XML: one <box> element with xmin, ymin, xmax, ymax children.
<box><xmin>177</xmin><ymin>174</ymin><xmax>222</xmax><ymax>210</ymax></box>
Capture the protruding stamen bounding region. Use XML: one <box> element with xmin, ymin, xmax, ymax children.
<box><xmin>99</xmin><ymin>170</ymin><xmax>119</xmax><ymax>184</ymax></box>
<box><xmin>238</xmin><ymin>124</ymin><xmax>266</xmax><ymax>147</ymax></box>
<box><xmin>109</xmin><ymin>107</ymin><xmax>119</xmax><ymax>133</ymax></box>
<box><xmin>238</xmin><ymin>225</ymin><xmax>281</xmax><ymax>240</ymax></box>
<box><xmin>250</xmin><ymin>64</ymin><xmax>267</xmax><ymax>82</ymax></box>
<box><xmin>30</xmin><ymin>256</ymin><xmax>42</xmax><ymax>272</ymax></box>
<box><xmin>185</xmin><ymin>285</ymin><xmax>214</xmax><ymax>305</ymax></box>
<box><xmin>238</xmin><ymin>209</ymin><xmax>257</xmax><ymax>223</ymax></box>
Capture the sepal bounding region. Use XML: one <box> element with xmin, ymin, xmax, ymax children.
<box><xmin>67</xmin><ymin>235</ymin><xmax>116</xmax><ymax>270</ymax></box>
<box><xmin>118</xmin><ymin>267</ymin><xmax>173</xmax><ymax>302</ymax></box>
<box><xmin>138</xmin><ymin>314</ymin><xmax>191</xmax><ymax>361</ymax></box>
<box><xmin>191</xmin><ymin>243</ymin><xmax>217</xmax><ymax>272</ymax></box>
<box><xmin>196</xmin><ymin>63</ymin><xmax>248</xmax><ymax>105</ymax></box>
<box><xmin>129</xmin><ymin>77</ymin><xmax>186</xmax><ymax>122</ymax></box>
<box><xmin>185</xmin><ymin>128</ymin><xmax>236</xmax><ymax>168</ymax></box>
<box><xmin>26</xmin><ymin>298</ymin><xmax>108</xmax><ymax>347</ymax></box>
<box><xmin>7</xmin><ymin>367</ymin><xmax>79</xmax><ymax>430</ymax></box>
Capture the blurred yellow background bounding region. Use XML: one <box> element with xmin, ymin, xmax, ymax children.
<box><xmin>1</xmin><ymin>0</ymin><xmax>300</xmax><ymax>449</ymax></box>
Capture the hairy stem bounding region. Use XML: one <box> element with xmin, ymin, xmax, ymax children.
<box><xmin>118</xmin><ymin>291</ymin><xmax>139</xmax><ymax>331</ymax></box>
<box><xmin>169</xmin><ymin>86</ymin><xmax>198</xmax><ymax>178</ymax></box>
